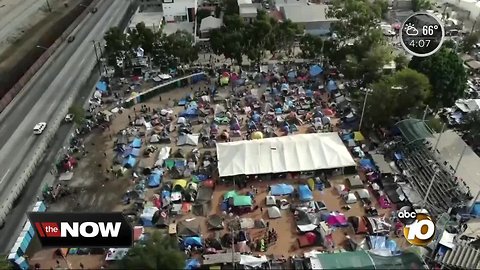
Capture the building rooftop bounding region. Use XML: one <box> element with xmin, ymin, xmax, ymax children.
<box><xmin>281</xmin><ymin>4</ymin><xmax>336</xmax><ymax>23</ymax></box>
<box><xmin>240</xmin><ymin>5</ymin><xmax>258</xmax><ymax>16</ymax></box>
<box><xmin>200</xmin><ymin>16</ymin><xmax>222</xmax><ymax>32</ymax></box>
<box><xmin>129</xmin><ymin>11</ymin><xmax>163</xmax><ymax>30</ymax></box>
<box><xmin>237</xmin><ymin>0</ymin><xmax>253</xmax><ymax>5</ymax></box>
<box><xmin>163</xmin><ymin>22</ymin><xmax>194</xmax><ymax>36</ymax></box>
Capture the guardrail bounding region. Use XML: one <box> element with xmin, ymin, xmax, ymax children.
<box><xmin>0</xmin><ymin>0</ymin><xmax>101</xmax><ymax>112</ymax></box>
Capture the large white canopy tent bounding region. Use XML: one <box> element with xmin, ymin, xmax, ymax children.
<box><xmin>216</xmin><ymin>133</ymin><xmax>356</xmax><ymax>177</ymax></box>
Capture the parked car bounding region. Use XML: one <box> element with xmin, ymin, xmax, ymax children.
<box><xmin>65</xmin><ymin>113</ymin><xmax>74</xmax><ymax>123</ymax></box>
<box><xmin>91</xmin><ymin>7</ymin><xmax>98</xmax><ymax>13</ymax></box>
<box><xmin>67</xmin><ymin>36</ymin><xmax>75</xmax><ymax>43</ymax></box>
<box><xmin>33</xmin><ymin>122</ymin><xmax>47</xmax><ymax>135</ymax></box>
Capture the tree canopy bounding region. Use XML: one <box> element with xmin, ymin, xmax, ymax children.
<box><xmin>362</xmin><ymin>68</ymin><xmax>431</xmax><ymax>127</ymax></box>
<box><xmin>459</xmin><ymin>110</ymin><xmax>480</xmax><ymax>148</ymax></box>
<box><xmin>299</xmin><ymin>34</ymin><xmax>323</xmax><ymax>59</ymax></box>
<box><xmin>210</xmin><ymin>11</ymin><xmax>299</xmax><ymax>64</ymax></box>
<box><xmin>461</xmin><ymin>32</ymin><xmax>480</xmax><ymax>52</ymax></box>
<box><xmin>409</xmin><ymin>47</ymin><xmax>467</xmax><ymax>108</ymax></box>
<box><xmin>104</xmin><ymin>24</ymin><xmax>199</xmax><ymax>71</ymax></box>
<box><xmin>412</xmin><ymin>0</ymin><xmax>432</xmax><ymax>12</ymax></box>
<box><xmin>118</xmin><ymin>232</ymin><xmax>185</xmax><ymax>270</ymax></box>
<box><xmin>328</xmin><ymin>0</ymin><xmax>387</xmax><ymax>42</ymax></box>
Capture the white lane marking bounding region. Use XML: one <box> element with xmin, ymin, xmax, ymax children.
<box><xmin>0</xmin><ymin>168</ymin><xmax>11</xmax><ymax>184</ymax></box>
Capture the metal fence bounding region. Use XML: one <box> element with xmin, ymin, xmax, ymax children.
<box><xmin>0</xmin><ymin>0</ymin><xmax>102</xmax><ymax>113</ymax></box>
<box><xmin>123</xmin><ymin>72</ymin><xmax>207</xmax><ymax>107</ymax></box>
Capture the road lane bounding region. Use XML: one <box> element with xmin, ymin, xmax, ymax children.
<box><xmin>0</xmin><ymin>0</ymin><xmax>130</xmax><ymax>231</ymax></box>
<box><xmin>0</xmin><ymin>1</ymin><xmax>124</xmax><ymax>197</ymax></box>
<box><xmin>0</xmin><ymin>0</ymin><xmax>112</xmax><ymax>141</ymax></box>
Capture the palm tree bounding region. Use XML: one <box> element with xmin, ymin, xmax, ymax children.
<box><xmin>116</xmin><ymin>232</ymin><xmax>185</xmax><ymax>270</ymax></box>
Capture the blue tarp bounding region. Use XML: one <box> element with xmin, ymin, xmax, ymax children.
<box><xmin>175</xmin><ymin>159</ymin><xmax>187</xmax><ymax>168</ymax></box>
<box><xmin>123</xmin><ymin>156</ymin><xmax>136</xmax><ymax>168</ymax></box>
<box><xmin>327</xmin><ymin>80</ymin><xmax>337</xmax><ymax>92</ymax></box>
<box><xmin>368</xmin><ymin>235</ymin><xmax>387</xmax><ymax>250</ymax></box>
<box><xmin>122</xmin><ymin>147</ymin><xmax>141</xmax><ymax>157</ymax></box>
<box><xmin>309</xmin><ymin>65</ymin><xmax>323</xmax><ymax>76</ymax></box>
<box><xmin>131</xmin><ymin>138</ymin><xmax>142</xmax><ymax>148</ymax></box>
<box><xmin>185</xmin><ymin>259</ymin><xmax>201</xmax><ymax>270</ymax></box>
<box><xmin>359</xmin><ymin>159</ymin><xmax>375</xmax><ymax>170</ymax></box>
<box><xmin>184</xmin><ymin>237</ymin><xmax>203</xmax><ymax>247</ymax></box>
<box><xmin>178</xmin><ymin>99</ymin><xmax>188</xmax><ymax>106</ymax></box>
<box><xmin>162</xmin><ymin>190</ymin><xmax>170</xmax><ymax>199</ymax></box>
<box><xmin>287</xmin><ymin>70</ymin><xmax>297</xmax><ymax>78</ymax></box>
<box><xmin>270</xmin><ymin>184</ymin><xmax>294</xmax><ymax>196</ymax></box>
<box><xmin>148</xmin><ymin>173</ymin><xmax>162</xmax><ymax>188</ymax></box>
<box><xmin>96</xmin><ymin>81</ymin><xmax>107</xmax><ymax>93</ymax></box>
<box><xmin>342</xmin><ymin>133</ymin><xmax>354</xmax><ymax>141</ymax></box>
<box><xmin>298</xmin><ymin>185</ymin><xmax>313</xmax><ymax>201</ymax></box>
<box><xmin>179</xmin><ymin>107</ymin><xmax>198</xmax><ymax>118</ymax></box>
<box><xmin>472</xmin><ymin>202</ymin><xmax>480</xmax><ymax>216</ymax></box>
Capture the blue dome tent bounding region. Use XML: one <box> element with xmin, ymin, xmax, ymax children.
<box><xmin>147</xmin><ymin>171</ymin><xmax>163</xmax><ymax>188</ymax></box>
<box><xmin>327</xmin><ymin>80</ymin><xmax>338</xmax><ymax>92</ymax></box>
<box><xmin>298</xmin><ymin>185</ymin><xmax>313</xmax><ymax>201</ymax></box>
<box><xmin>309</xmin><ymin>65</ymin><xmax>323</xmax><ymax>76</ymax></box>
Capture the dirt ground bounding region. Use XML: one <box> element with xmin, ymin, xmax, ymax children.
<box><xmin>0</xmin><ymin>0</ymin><xmax>89</xmax><ymax>97</ymax></box>
<box><xmin>41</xmin><ymin>77</ymin><xmax>410</xmax><ymax>267</ymax></box>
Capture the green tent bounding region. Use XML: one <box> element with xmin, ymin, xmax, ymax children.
<box><xmin>224</xmin><ymin>190</ymin><xmax>238</xmax><ymax>200</ymax></box>
<box><xmin>233</xmin><ymin>195</ymin><xmax>253</xmax><ymax>207</ymax></box>
<box><xmin>394</xmin><ymin>118</ymin><xmax>434</xmax><ymax>144</ymax></box>
<box><xmin>316</xmin><ymin>251</ymin><xmax>427</xmax><ymax>270</ymax></box>
<box><xmin>316</xmin><ymin>251</ymin><xmax>374</xmax><ymax>270</ymax></box>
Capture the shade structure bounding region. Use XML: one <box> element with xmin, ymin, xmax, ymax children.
<box><xmin>216</xmin><ymin>133</ymin><xmax>356</xmax><ymax>177</ymax></box>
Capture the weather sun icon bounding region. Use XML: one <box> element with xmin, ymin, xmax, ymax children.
<box><xmin>404</xmin><ymin>23</ymin><xmax>419</xmax><ymax>36</ymax></box>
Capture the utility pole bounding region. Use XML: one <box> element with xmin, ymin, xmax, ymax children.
<box><xmin>453</xmin><ymin>145</ymin><xmax>467</xmax><ymax>174</ymax></box>
<box><xmin>45</xmin><ymin>0</ymin><xmax>52</xmax><ymax>12</ymax></box>
<box><xmin>422</xmin><ymin>105</ymin><xmax>429</xmax><ymax>121</ymax></box>
<box><xmin>358</xmin><ymin>88</ymin><xmax>372</xmax><ymax>131</ymax></box>
<box><xmin>422</xmin><ymin>165</ymin><xmax>440</xmax><ymax>210</ymax></box>
<box><xmin>92</xmin><ymin>40</ymin><xmax>102</xmax><ymax>76</ymax></box>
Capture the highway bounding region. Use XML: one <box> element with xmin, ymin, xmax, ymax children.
<box><xmin>0</xmin><ymin>0</ymin><xmax>130</xmax><ymax>252</ymax></box>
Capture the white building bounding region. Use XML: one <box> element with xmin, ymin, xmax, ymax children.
<box><xmin>129</xmin><ymin>11</ymin><xmax>163</xmax><ymax>32</ymax></box>
<box><xmin>162</xmin><ymin>0</ymin><xmax>197</xmax><ymax>23</ymax></box>
<box><xmin>280</xmin><ymin>4</ymin><xmax>337</xmax><ymax>36</ymax></box>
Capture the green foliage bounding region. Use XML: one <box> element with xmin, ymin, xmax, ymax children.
<box><xmin>459</xmin><ymin>110</ymin><xmax>480</xmax><ymax>146</ymax></box>
<box><xmin>224</xmin><ymin>0</ymin><xmax>239</xmax><ymax>16</ymax></box>
<box><xmin>328</xmin><ymin>0</ymin><xmax>385</xmax><ymax>42</ymax></box>
<box><xmin>461</xmin><ymin>32</ymin><xmax>480</xmax><ymax>52</ymax></box>
<box><xmin>394</xmin><ymin>54</ymin><xmax>410</xmax><ymax>70</ymax></box>
<box><xmin>409</xmin><ymin>47</ymin><xmax>467</xmax><ymax>108</ymax></box>
<box><xmin>68</xmin><ymin>104</ymin><xmax>86</xmax><ymax>125</ymax></box>
<box><xmin>164</xmin><ymin>30</ymin><xmax>199</xmax><ymax>64</ymax></box>
<box><xmin>104</xmin><ymin>27</ymin><xmax>127</xmax><ymax>66</ymax></box>
<box><xmin>363</xmin><ymin>68</ymin><xmax>431</xmax><ymax>127</ymax></box>
<box><xmin>341</xmin><ymin>44</ymin><xmax>394</xmax><ymax>82</ymax></box>
<box><xmin>196</xmin><ymin>9</ymin><xmax>212</xmax><ymax>24</ymax></box>
<box><xmin>127</xmin><ymin>23</ymin><xmax>157</xmax><ymax>54</ymax></box>
<box><xmin>210</xmin><ymin>12</ymin><xmax>299</xmax><ymax>64</ymax></box>
<box><xmin>299</xmin><ymin>34</ymin><xmax>323</xmax><ymax>59</ymax></box>
<box><xmin>412</xmin><ymin>0</ymin><xmax>432</xmax><ymax>12</ymax></box>
<box><xmin>118</xmin><ymin>232</ymin><xmax>185</xmax><ymax>270</ymax></box>
<box><xmin>104</xmin><ymin>24</ymin><xmax>198</xmax><ymax>70</ymax></box>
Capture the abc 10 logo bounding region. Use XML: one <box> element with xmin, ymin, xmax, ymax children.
<box><xmin>397</xmin><ymin>206</ymin><xmax>436</xmax><ymax>246</ymax></box>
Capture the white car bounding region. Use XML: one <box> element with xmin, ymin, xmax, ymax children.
<box><xmin>33</xmin><ymin>122</ymin><xmax>47</xmax><ymax>135</ymax></box>
<box><xmin>65</xmin><ymin>113</ymin><xmax>74</xmax><ymax>123</ymax></box>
